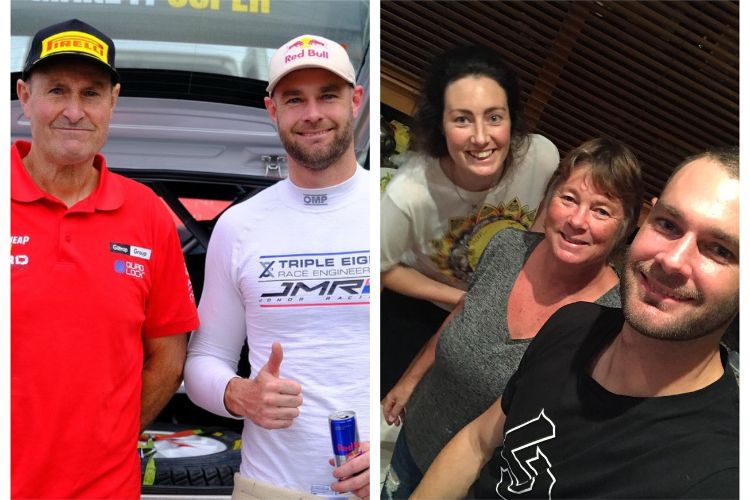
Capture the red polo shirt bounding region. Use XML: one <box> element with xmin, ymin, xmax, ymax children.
<box><xmin>11</xmin><ymin>141</ymin><xmax>200</xmax><ymax>499</ymax></box>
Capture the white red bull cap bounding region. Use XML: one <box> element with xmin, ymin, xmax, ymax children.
<box><xmin>266</xmin><ymin>34</ymin><xmax>356</xmax><ymax>95</ymax></box>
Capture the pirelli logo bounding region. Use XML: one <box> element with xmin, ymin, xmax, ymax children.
<box><xmin>41</xmin><ymin>30</ymin><xmax>109</xmax><ymax>64</ymax></box>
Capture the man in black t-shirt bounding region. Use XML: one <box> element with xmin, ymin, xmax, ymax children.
<box><xmin>413</xmin><ymin>148</ymin><xmax>739</xmax><ymax>499</ymax></box>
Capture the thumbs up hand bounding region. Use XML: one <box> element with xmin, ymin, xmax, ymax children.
<box><xmin>223</xmin><ymin>342</ymin><xmax>303</xmax><ymax>429</ymax></box>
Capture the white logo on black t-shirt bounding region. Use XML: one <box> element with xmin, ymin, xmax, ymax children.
<box><xmin>496</xmin><ymin>409</ymin><xmax>557</xmax><ymax>499</ymax></box>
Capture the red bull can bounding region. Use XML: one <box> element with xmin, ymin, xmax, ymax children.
<box><xmin>329</xmin><ymin>410</ymin><xmax>360</xmax><ymax>467</ymax></box>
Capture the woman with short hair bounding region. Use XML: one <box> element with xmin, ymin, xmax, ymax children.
<box><xmin>381</xmin><ymin>138</ymin><xmax>644</xmax><ymax>499</ymax></box>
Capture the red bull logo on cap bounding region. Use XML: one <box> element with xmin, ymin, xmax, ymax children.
<box><xmin>287</xmin><ymin>36</ymin><xmax>326</xmax><ymax>50</ymax></box>
<box><xmin>285</xmin><ymin>36</ymin><xmax>329</xmax><ymax>64</ymax></box>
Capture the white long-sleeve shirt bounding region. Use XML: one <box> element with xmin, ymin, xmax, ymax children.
<box><xmin>185</xmin><ymin>167</ymin><xmax>370</xmax><ymax>495</ymax></box>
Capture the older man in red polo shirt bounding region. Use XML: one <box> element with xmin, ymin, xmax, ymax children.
<box><xmin>11</xmin><ymin>19</ymin><xmax>199</xmax><ymax>498</ymax></box>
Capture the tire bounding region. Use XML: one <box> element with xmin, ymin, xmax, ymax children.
<box><xmin>140</xmin><ymin>422</ymin><xmax>241</xmax><ymax>494</ymax></box>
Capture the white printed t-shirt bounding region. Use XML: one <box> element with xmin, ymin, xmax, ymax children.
<box><xmin>381</xmin><ymin>133</ymin><xmax>558</xmax><ymax>304</ymax></box>
<box><xmin>185</xmin><ymin>166</ymin><xmax>370</xmax><ymax>495</ymax></box>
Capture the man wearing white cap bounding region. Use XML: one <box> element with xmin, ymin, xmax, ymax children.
<box><xmin>185</xmin><ymin>34</ymin><xmax>370</xmax><ymax>499</ymax></box>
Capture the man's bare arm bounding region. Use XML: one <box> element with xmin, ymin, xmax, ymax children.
<box><xmin>411</xmin><ymin>398</ymin><xmax>506</xmax><ymax>499</ymax></box>
<box><xmin>141</xmin><ymin>333</ymin><xmax>187</xmax><ymax>431</ymax></box>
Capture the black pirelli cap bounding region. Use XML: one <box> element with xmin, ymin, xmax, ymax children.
<box><xmin>22</xmin><ymin>18</ymin><xmax>119</xmax><ymax>83</ymax></box>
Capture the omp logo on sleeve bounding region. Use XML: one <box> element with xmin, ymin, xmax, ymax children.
<box><xmin>42</xmin><ymin>30</ymin><xmax>109</xmax><ymax>63</ymax></box>
<box><xmin>110</xmin><ymin>242</ymin><xmax>152</xmax><ymax>260</ymax></box>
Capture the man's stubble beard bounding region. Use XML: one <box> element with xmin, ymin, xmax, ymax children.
<box><xmin>621</xmin><ymin>260</ymin><xmax>738</xmax><ymax>342</ymax></box>
<box><xmin>280</xmin><ymin>115</ymin><xmax>354</xmax><ymax>172</ymax></box>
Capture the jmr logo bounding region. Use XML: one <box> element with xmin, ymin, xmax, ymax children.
<box><xmin>303</xmin><ymin>194</ymin><xmax>328</xmax><ymax>206</ymax></box>
<box><xmin>261</xmin><ymin>279</ymin><xmax>366</xmax><ymax>297</ymax></box>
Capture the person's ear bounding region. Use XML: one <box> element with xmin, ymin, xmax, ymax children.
<box><xmin>350</xmin><ymin>85</ymin><xmax>364</xmax><ymax>118</ymax></box>
<box><xmin>17</xmin><ymin>79</ymin><xmax>32</xmax><ymax>117</ymax></box>
<box><xmin>265</xmin><ymin>96</ymin><xmax>278</xmax><ymax>126</ymax></box>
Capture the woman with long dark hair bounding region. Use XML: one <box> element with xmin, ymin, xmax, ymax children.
<box><xmin>381</xmin><ymin>45</ymin><xmax>559</xmax><ymax>396</ymax></box>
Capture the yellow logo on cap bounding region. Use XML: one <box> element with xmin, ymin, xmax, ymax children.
<box><xmin>287</xmin><ymin>36</ymin><xmax>327</xmax><ymax>51</ymax></box>
<box><xmin>41</xmin><ymin>30</ymin><xmax>109</xmax><ymax>64</ymax></box>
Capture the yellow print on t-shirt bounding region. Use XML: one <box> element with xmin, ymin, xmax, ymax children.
<box><xmin>431</xmin><ymin>197</ymin><xmax>536</xmax><ymax>282</ymax></box>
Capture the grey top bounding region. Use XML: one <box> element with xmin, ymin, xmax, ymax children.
<box><xmin>404</xmin><ymin>228</ymin><xmax>622</xmax><ymax>472</ymax></box>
